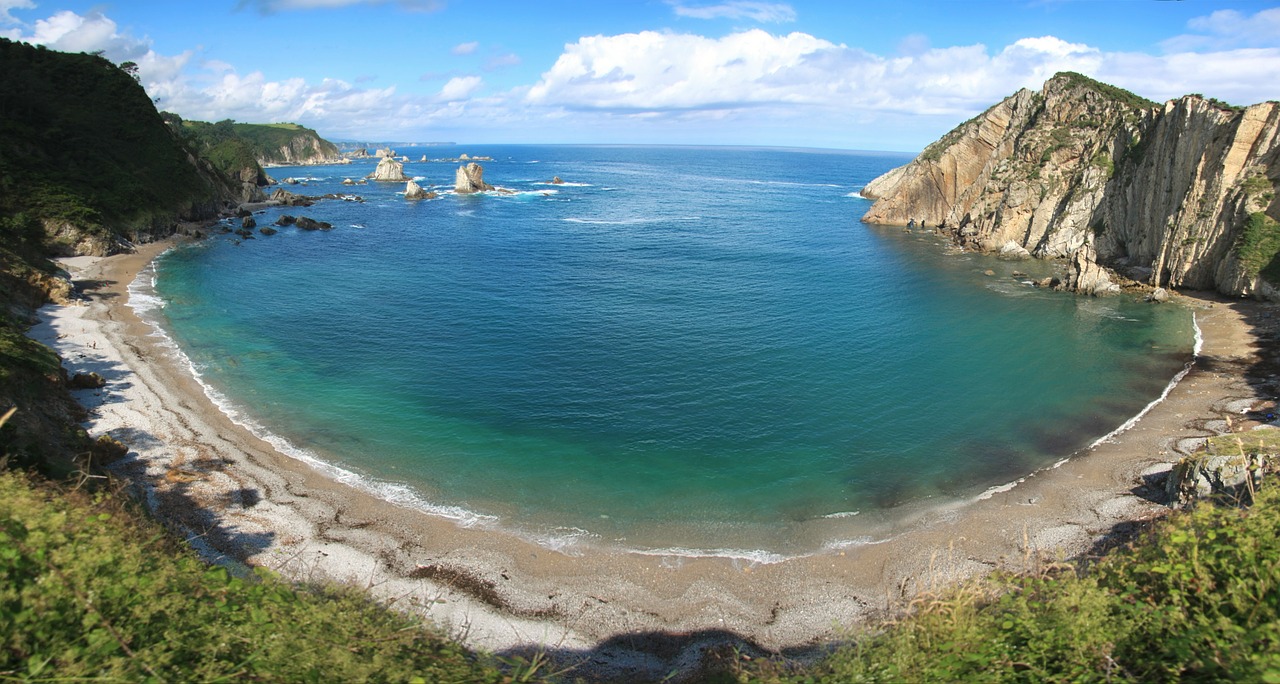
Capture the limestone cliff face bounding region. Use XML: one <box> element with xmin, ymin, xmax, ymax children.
<box><xmin>257</xmin><ymin>127</ymin><xmax>344</xmax><ymax>166</ymax></box>
<box><xmin>367</xmin><ymin>157</ymin><xmax>408</xmax><ymax>182</ymax></box>
<box><xmin>455</xmin><ymin>163</ymin><xmax>494</xmax><ymax>193</ymax></box>
<box><xmin>862</xmin><ymin>73</ymin><xmax>1280</xmax><ymax>298</ymax></box>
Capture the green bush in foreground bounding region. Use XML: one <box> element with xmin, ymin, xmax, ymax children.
<box><xmin>0</xmin><ymin>471</ymin><xmax>529</xmax><ymax>683</ymax></box>
<box><xmin>744</xmin><ymin>483</ymin><xmax>1280</xmax><ymax>683</ymax></box>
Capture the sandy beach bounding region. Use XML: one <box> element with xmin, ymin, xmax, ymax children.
<box><xmin>30</xmin><ymin>238</ymin><xmax>1279</xmax><ymax>680</ymax></box>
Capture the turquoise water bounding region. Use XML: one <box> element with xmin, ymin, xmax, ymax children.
<box><xmin>142</xmin><ymin>145</ymin><xmax>1194</xmax><ymax>557</ymax></box>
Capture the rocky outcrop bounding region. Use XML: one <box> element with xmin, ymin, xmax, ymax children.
<box><xmin>455</xmin><ymin>163</ymin><xmax>494</xmax><ymax>193</ymax></box>
<box><xmin>861</xmin><ymin>72</ymin><xmax>1280</xmax><ymax>299</ymax></box>
<box><xmin>1166</xmin><ymin>450</ymin><xmax>1270</xmax><ymax>506</ymax></box>
<box><xmin>253</xmin><ymin>124</ymin><xmax>344</xmax><ymax>166</ymax></box>
<box><xmin>376</xmin><ymin>148</ymin><xmax>396</xmax><ymax>158</ymax></box>
<box><xmin>368</xmin><ymin>157</ymin><xmax>408</xmax><ymax>182</ymax></box>
<box><xmin>404</xmin><ymin>180</ymin><xmax>435</xmax><ymax>200</ymax></box>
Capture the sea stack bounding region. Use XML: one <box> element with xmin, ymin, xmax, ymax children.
<box><xmin>455</xmin><ymin>162</ymin><xmax>494</xmax><ymax>193</ymax></box>
<box><xmin>404</xmin><ymin>179</ymin><xmax>435</xmax><ymax>200</ymax></box>
<box><xmin>367</xmin><ymin>157</ymin><xmax>407</xmax><ymax>182</ymax></box>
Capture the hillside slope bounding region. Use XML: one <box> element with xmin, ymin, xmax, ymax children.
<box><xmin>0</xmin><ymin>38</ymin><xmax>242</xmax><ymax>257</ymax></box>
<box><xmin>862</xmin><ymin>72</ymin><xmax>1280</xmax><ymax>298</ymax></box>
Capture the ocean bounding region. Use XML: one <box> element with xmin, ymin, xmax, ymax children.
<box><xmin>134</xmin><ymin>145</ymin><xmax>1195</xmax><ymax>559</ymax></box>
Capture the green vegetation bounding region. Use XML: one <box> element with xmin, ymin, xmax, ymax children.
<box><xmin>0</xmin><ymin>38</ymin><xmax>224</xmax><ymax>243</ymax></box>
<box><xmin>1243</xmin><ymin>173</ymin><xmax>1276</xmax><ymax>205</ymax></box>
<box><xmin>173</xmin><ymin>117</ymin><xmax>339</xmax><ymax>173</ymax></box>
<box><xmin>1090</xmin><ymin>150</ymin><xmax>1115</xmax><ymax>178</ymax></box>
<box><xmin>740</xmin><ymin>479</ymin><xmax>1280</xmax><ymax>683</ymax></box>
<box><xmin>0</xmin><ymin>470</ymin><xmax>533</xmax><ymax>682</ymax></box>
<box><xmin>1237</xmin><ymin>211</ymin><xmax>1280</xmax><ymax>285</ymax></box>
<box><xmin>1052</xmin><ymin>71</ymin><xmax>1158</xmax><ymax>110</ymax></box>
<box><xmin>1040</xmin><ymin>126</ymin><xmax>1076</xmax><ymax>163</ymax></box>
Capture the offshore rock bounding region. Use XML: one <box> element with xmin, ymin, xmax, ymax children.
<box><xmin>294</xmin><ymin>216</ymin><xmax>333</xmax><ymax>231</ymax></box>
<box><xmin>1064</xmin><ymin>243</ymin><xmax>1120</xmax><ymax>295</ymax></box>
<box><xmin>367</xmin><ymin>157</ymin><xmax>408</xmax><ymax>182</ymax></box>
<box><xmin>455</xmin><ymin>162</ymin><xmax>494</xmax><ymax>193</ymax></box>
<box><xmin>861</xmin><ymin>72</ymin><xmax>1280</xmax><ymax>299</ymax></box>
<box><xmin>404</xmin><ymin>180</ymin><xmax>435</xmax><ymax>200</ymax></box>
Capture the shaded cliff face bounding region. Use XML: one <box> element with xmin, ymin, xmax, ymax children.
<box><xmin>862</xmin><ymin>73</ymin><xmax>1280</xmax><ymax>299</ymax></box>
<box><xmin>0</xmin><ymin>39</ymin><xmax>240</xmax><ymax>257</ymax></box>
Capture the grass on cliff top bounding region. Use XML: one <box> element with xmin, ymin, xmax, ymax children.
<box><xmin>738</xmin><ymin>477</ymin><xmax>1280</xmax><ymax>683</ymax></box>
<box><xmin>0</xmin><ymin>468</ymin><xmax>543</xmax><ymax>683</ymax></box>
<box><xmin>1051</xmin><ymin>71</ymin><xmax>1158</xmax><ymax>110</ymax></box>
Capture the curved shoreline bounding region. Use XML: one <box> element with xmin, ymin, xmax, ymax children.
<box><xmin>32</xmin><ymin>239</ymin><xmax>1274</xmax><ymax>679</ymax></box>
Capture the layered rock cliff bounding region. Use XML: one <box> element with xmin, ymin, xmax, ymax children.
<box><xmin>862</xmin><ymin>72</ymin><xmax>1280</xmax><ymax>299</ymax></box>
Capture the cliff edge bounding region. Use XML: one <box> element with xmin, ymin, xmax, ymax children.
<box><xmin>862</xmin><ymin>72</ymin><xmax>1280</xmax><ymax>299</ymax></box>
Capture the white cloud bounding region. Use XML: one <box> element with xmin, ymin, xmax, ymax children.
<box><xmin>452</xmin><ymin>41</ymin><xmax>479</xmax><ymax>55</ymax></box>
<box><xmin>669</xmin><ymin>1</ymin><xmax>796</xmax><ymax>23</ymax></box>
<box><xmin>439</xmin><ymin>75</ymin><xmax>482</xmax><ymax>100</ymax></box>
<box><xmin>0</xmin><ymin>0</ymin><xmax>33</xmax><ymax>25</ymax></box>
<box><xmin>1163</xmin><ymin>7</ymin><xmax>1280</xmax><ymax>52</ymax></box>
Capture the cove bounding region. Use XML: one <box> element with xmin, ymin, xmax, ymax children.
<box><xmin>140</xmin><ymin>145</ymin><xmax>1195</xmax><ymax>557</ymax></box>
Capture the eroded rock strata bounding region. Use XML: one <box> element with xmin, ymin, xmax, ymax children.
<box><xmin>862</xmin><ymin>72</ymin><xmax>1280</xmax><ymax>299</ymax></box>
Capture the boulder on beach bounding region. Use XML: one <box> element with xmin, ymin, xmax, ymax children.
<box><xmin>367</xmin><ymin>157</ymin><xmax>408</xmax><ymax>182</ymax></box>
<box><xmin>69</xmin><ymin>372</ymin><xmax>106</xmax><ymax>389</ymax></box>
<box><xmin>455</xmin><ymin>162</ymin><xmax>494</xmax><ymax>193</ymax></box>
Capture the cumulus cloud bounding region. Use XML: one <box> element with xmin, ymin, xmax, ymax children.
<box><xmin>438</xmin><ymin>75</ymin><xmax>482</xmax><ymax>100</ymax></box>
<box><xmin>0</xmin><ymin>0</ymin><xmax>33</xmax><ymax>25</ymax></box>
<box><xmin>526</xmin><ymin>27</ymin><xmax>1279</xmax><ymax>124</ymax></box>
<box><xmin>1161</xmin><ymin>7</ymin><xmax>1280</xmax><ymax>52</ymax></box>
<box><xmin>669</xmin><ymin>1</ymin><xmax>796</xmax><ymax>23</ymax></box>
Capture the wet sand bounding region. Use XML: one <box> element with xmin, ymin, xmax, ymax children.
<box><xmin>31</xmin><ymin>238</ymin><xmax>1277</xmax><ymax>680</ymax></box>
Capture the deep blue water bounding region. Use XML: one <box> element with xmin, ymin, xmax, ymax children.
<box><xmin>140</xmin><ymin>145</ymin><xmax>1194</xmax><ymax>557</ymax></box>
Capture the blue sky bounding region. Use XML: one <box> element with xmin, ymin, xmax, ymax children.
<box><xmin>4</xmin><ymin>0</ymin><xmax>1279</xmax><ymax>151</ymax></box>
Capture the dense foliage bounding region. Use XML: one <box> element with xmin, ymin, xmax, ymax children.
<box><xmin>172</xmin><ymin>117</ymin><xmax>338</xmax><ymax>175</ymax></box>
<box><xmin>739</xmin><ymin>482</ymin><xmax>1280</xmax><ymax>683</ymax></box>
<box><xmin>1238</xmin><ymin>211</ymin><xmax>1280</xmax><ymax>286</ymax></box>
<box><xmin>0</xmin><ymin>38</ymin><xmax>222</xmax><ymax>245</ymax></box>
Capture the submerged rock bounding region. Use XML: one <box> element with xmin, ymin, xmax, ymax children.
<box><xmin>294</xmin><ymin>216</ymin><xmax>333</xmax><ymax>231</ymax></box>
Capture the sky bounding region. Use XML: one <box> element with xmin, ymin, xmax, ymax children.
<box><xmin>3</xmin><ymin>0</ymin><xmax>1280</xmax><ymax>151</ymax></box>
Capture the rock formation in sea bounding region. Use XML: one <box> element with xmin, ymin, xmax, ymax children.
<box><xmin>861</xmin><ymin>72</ymin><xmax>1280</xmax><ymax>299</ymax></box>
<box><xmin>552</xmin><ymin>176</ymin><xmax>565</xmax><ymax>185</ymax></box>
<box><xmin>455</xmin><ymin>163</ymin><xmax>494</xmax><ymax>193</ymax></box>
<box><xmin>367</xmin><ymin>157</ymin><xmax>408</xmax><ymax>182</ymax></box>
<box><xmin>404</xmin><ymin>180</ymin><xmax>435</xmax><ymax>200</ymax></box>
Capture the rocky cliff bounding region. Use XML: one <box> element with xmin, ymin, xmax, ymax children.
<box><xmin>861</xmin><ymin>72</ymin><xmax>1280</xmax><ymax>299</ymax></box>
<box><xmin>245</xmin><ymin>123</ymin><xmax>344</xmax><ymax>166</ymax></box>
